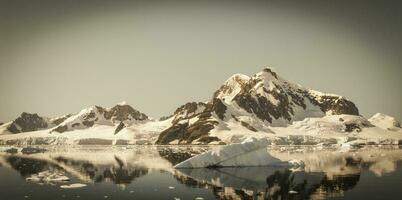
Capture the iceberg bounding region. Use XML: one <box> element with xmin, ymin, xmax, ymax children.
<box><xmin>174</xmin><ymin>138</ymin><xmax>287</xmax><ymax>168</ymax></box>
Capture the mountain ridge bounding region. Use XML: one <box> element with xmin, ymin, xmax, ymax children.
<box><xmin>156</xmin><ymin>67</ymin><xmax>360</xmax><ymax>144</ymax></box>
<box><xmin>0</xmin><ymin>67</ymin><xmax>400</xmax><ymax>146</ymax></box>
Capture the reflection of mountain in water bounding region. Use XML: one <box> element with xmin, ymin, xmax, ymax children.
<box><xmin>5</xmin><ymin>156</ymin><xmax>63</xmax><ymax>177</ymax></box>
<box><xmin>157</xmin><ymin>146</ymin><xmax>209</xmax><ymax>165</ymax></box>
<box><xmin>1</xmin><ymin>154</ymin><xmax>149</xmax><ymax>185</ymax></box>
<box><xmin>0</xmin><ymin>146</ymin><xmax>401</xmax><ymax>200</ymax></box>
<box><xmin>53</xmin><ymin>155</ymin><xmax>148</xmax><ymax>184</ymax></box>
<box><xmin>174</xmin><ymin>168</ymin><xmax>361</xmax><ymax>200</ymax></box>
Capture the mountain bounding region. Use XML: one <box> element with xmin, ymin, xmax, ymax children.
<box><xmin>0</xmin><ymin>67</ymin><xmax>401</xmax><ymax>146</ymax></box>
<box><xmin>0</xmin><ymin>102</ymin><xmax>149</xmax><ymax>135</ymax></box>
<box><xmin>51</xmin><ymin>102</ymin><xmax>148</xmax><ymax>133</ymax></box>
<box><xmin>0</xmin><ymin>112</ymin><xmax>71</xmax><ymax>134</ymax></box>
<box><xmin>0</xmin><ymin>102</ymin><xmax>166</xmax><ymax>145</ymax></box>
<box><xmin>156</xmin><ymin>67</ymin><xmax>360</xmax><ymax>144</ymax></box>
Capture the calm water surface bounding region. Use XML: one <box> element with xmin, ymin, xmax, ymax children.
<box><xmin>0</xmin><ymin>145</ymin><xmax>401</xmax><ymax>200</ymax></box>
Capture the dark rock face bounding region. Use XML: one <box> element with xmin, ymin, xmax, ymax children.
<box><xmin>5</xmin><ymin>112</ymin><xmax>71</xmax><ymax>134</ymax></box>
<box><xmin>211</xmin><ymin>98</ymin><xmax>227</xmax><ymax>120</ymax></box>
<box><xmin>307</xmin><ymin>95</ymin><xmax>359</xmax><ymax>116</ymax></box>
<box><xmin>52</xmin><ymin>125</ymin><xmax>68</xmax><ymax>133</ymax></box>
<box><xmin>7</xmin><ymin>113</ymin><xmax>48</xmax><ymax>133</ymax></box>
<box><xmin>241</xmin><ymin>121</ymin><xmax>258</xmax><ymax>132</ymax></box>
<box><xmin>156</xmin><ymin>122</ymin><xmax>188</xmax><ymax>144</ymax></box>
<box><xmin>394</xmin><ymin>121</ymin><xmax>401</xmax><ymax>128</ymax></box>
<box><xmin>50</xmin><ymin>114</ymin><xmax>72</xmax><ymax>126</ymax></box>
<box><xmin>344</xmin><ymin>123</ymin><xmax>363</xmax><ymax>132</ymax></box>
<box><xmin>156</xmin><ymin>101</ymin><xmax>222</xmax><ymax>145</ymax></box>
<box><xmin>159</xmin><ymin>115</ymin><xmax>172</xmax><ymax>121</ymax></box>
<box><xmin>232</xmin><ymin>74</ymin><xmax>296</xmax><ymax>123</ymax></box>
<box><xmin>114</xmin><ymin>122</ymin><xmax>125</xmax><ymax>135</ymax></box>
<box><xmin>104</xmin><ymin>104</ymin><xmax>148</xmax><ymax>122</ymax></box>
<box><xmin>171</xmin><ymin>102</ymin><xmax>207</xmax><ymax>124</ymax></box>
<box><xmin>156</xmin><ymin>120</ymin><xmax>220</xmax><ymax>144</ymax></box>
<box><xmin>343</xmin><ymin>118</ymin><xmax>373</xmax><ymax>132</ymax></box>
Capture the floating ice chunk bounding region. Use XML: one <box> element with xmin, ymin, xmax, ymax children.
<box><xmin>60</xmin><ymin>183</ymin><xmax>87</xmax><ymax>189</ymax></box>
<box><xmin>26</xmin><ymin>170</ymin><xmax>70</xmax><ymax>183</ymax></box>
<box><xmin>175</xmin><ymin>138</ymin><xmax>286</xmax><ymax>168</ymax></box>
<box><xmin>168</xmin><ymin>186</ymin><xmax>175</xmax><ymax>189</ymax></box>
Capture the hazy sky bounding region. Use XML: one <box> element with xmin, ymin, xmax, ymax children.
<box><xmin>0</xmin><ymin>0</ymin><xmax>401</xmax><ymax>121</ymax></box>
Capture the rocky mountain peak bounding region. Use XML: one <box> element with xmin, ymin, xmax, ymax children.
<box><xmin>52</xmin><ymin>103</ymin><xmax>148</xmax><ymax>133</ymax></box>
<box><xmin>172</xmin><ymin>102</ymin><xmax>207</xmax><ymax>124</ymax></box>
<box><xmin>259</xmin><ymin>67</ymin><xmax>279</xmax><ymax>79</ymax></box>
<box><xmin>157</xmin><ymin>67</ymin><xmax>360</xmax><ymax>144</ymax></box>
<box><xmin>106</xmin><ymin>104</ymin><xmax>148</xmax><ymax>122</ymax></box>
<box><xmin>7</xmin><ymin>112</ymin><xmax>49</xmax><ymax>133</ymax></box>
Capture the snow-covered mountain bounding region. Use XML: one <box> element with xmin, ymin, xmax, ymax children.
<box><xmin>0</xmin><ymin>112</ymin><xmax>71</xmax><ymax>134</ymax></box>
<box><xmin>156</xmin><ymin>68</ymin><xmax>361</xmax><ymax>144</ymax></box>
<box><xmin>0</xmin><ymin>102</ymin><xmax>174</xmax><ymax>145</ymax></box>
<box><xmin>51</xmin><ymin>102</ymin><xmax>148</xmax><ymax>133</ymax></box>
<box><xmin>0</xmin><ymin>67</ymin><xmax>401</xmax><ymax>146</ymax></box>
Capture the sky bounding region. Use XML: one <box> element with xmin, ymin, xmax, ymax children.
<box><xmin>0</xmin><ymin>0</ymin><xmax>401</xmax><ymax>121</ymax></box>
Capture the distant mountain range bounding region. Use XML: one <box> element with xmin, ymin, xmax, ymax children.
<box><xmin>0</xmin><ymin>67</ymin><xmax>400</xmax><ymax>145</ymax></box>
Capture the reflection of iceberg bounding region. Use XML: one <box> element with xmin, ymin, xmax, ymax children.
<box><xmin>176</xmin><ymin>167</ymin><xmax>291</xmax><ymax>191</ymax></box>
<box><xmin>175</xmin><ymin>138</ymin><xmax>288</xmax><ymax>168</ymax></box>
<box><xmin>174</xmin><ymin>146</ymin><xmax>402</xmax><ymax>200</ymax></box>
<box><xmin>175</xmin><ymin>165</ymin><xmax>361</xmax><ymax>200</ymax></box>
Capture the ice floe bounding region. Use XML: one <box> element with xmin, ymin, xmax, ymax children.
<box><xmin>60</xmin><ymin>183</ymin><xmax>87</xmax><ymax>189</ymax></box>
<box><xmin>26</xmin><ymin>170</ymin><xmax>70</xmax><ymax>183</ymax></box>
